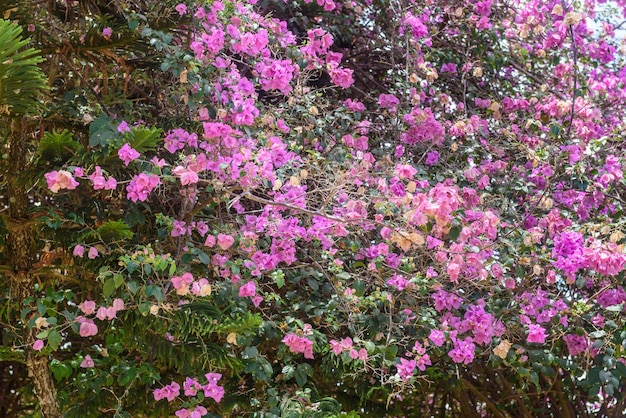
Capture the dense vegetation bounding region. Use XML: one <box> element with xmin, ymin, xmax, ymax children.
<box><xmin>2</xmin><ymin>0</ymin><xmax>626</xmax><ymax>416</ymax></box>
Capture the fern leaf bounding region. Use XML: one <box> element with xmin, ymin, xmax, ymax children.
<box><xmin>0</xmin><ymin>19</ymin><xmax>47</xmax><ymax>115</ymax></box>
<box><xmin>37</xmin><ymin>129</ymin><xmax>83</xmax><ymax>165</ymax></box>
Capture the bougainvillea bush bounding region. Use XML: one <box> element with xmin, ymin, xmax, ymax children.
<box><xmin>3</xmin><ymin>0</ymin><xmax>626</xmax><ymax>416</ymax></box>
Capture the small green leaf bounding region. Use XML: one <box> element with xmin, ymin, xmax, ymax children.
<box><xmin>47</xmin><ymin>330</ymin><xmax>62</xmax><ymax>351</ymax></box>
<box><xmin>127</xmin><ymin>281</ymin><xmax>139</xmax><ymax>294</ymax></box>
<box><xmin>36</xmin><ymin>330</ymin><xmax>49</xmax><ymax>339</ymax></box>
<box><xmin>197</xmin><ymin>251</ymin><xmax>211</xmax><ymax>265</ymax></box>
<box><xmin>295</xmin><ymin>364</ymin><xmax>308</xmax><ymax>386</ymax></box>
<box><xmin>274</xmin><ymin>275</ymin><xmax>285</xmax><ymax>289</ymax></box>
<box><xmin>118</xmin><ymin>367</ymin><xmax>138</xmax><ymax>386</ymax></box>
<box><xmin>529</xmin><ymin>371</ymin><xmax>540</xmax><ymax>392</ymax></box>
<box><xmin>145</xmin><ymin>285</ymin><xmax>163</xmax><ymax>302</ymax></box>
<box><xmin>448</xmin><ymin>225</ymin><xmax>462</xmax><ymax>241</ymax></box>
<box><xmin>103</xmin><ymin>277</ymin><xmax>116</xmax><ymax>298</ymax></box>
<box><xmin>50</xmin><ymin>360</ymin><xmax>73</xmax><ymax>382</ymax></box>
<box><xmin>282</xmin><ymin>365</ymin><xmax>294</xmax><ymax>380</ymax></box>
<box><xmin>589</xmin><ymin>330</ymin><xmax>606</xmax><ymax>339</ymax></box>
<box><xmin>114</xmin><ymin>273</ymin><xmax>124</xmax><ymax>289</ymax></box>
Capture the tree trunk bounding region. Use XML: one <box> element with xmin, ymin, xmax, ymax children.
<box><xmin>6</xmin><ymin>118</ymin><xmax>61</xmax><ymax>418</ymax></box>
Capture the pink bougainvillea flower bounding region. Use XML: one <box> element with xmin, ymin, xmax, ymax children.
<box><xmin>153</xmin><ymin>381</ymin><xmax>180</xmax><ymax>402</ymax></box>
<box><xmin>80</xmin><ymin>355</ymin><xmax>94</xmax><ymax>368</ymax></box>
<box><xmin>204</xmin><ymin>234</ymin><xmax>216</xmax><ymax>247</ymax></box>
<box><xmin>79</xmin><ymin>319</ymin><xmax>98</xmax><ymax>337</ymax></box>
<box><xmin>112</xmin><ymin>298</ymin><xmax>125</xmax><ymax>311</ymax></box>
<box><xmin>96</xmin><ymin>306</ymin><xmax>107</xmax><ymax>321</ymax></box>
<box><xmin>45</xmin><ymin>170</ymin><xmax>79</xmax><ymax>193</ymax></box>
<box><xmin>172</xmin><ymin>165</ymin><xmax>200</xmax><ymax>185</ymax></box>
<box><xmin>396</xmin><ymin>358</ymin><xmax>416</xmax><ymax>381</ymax></box>
<box><xmin>87</xmin><ymin>247</ymin><xmax>99</xmax><ymax>259</ymax></box>
<box><xmin>117</xmin><ymin>120</ymin><xmax>131</xmax><ymax>133</ymax></box>
<box><xmin>79</xmin><ymin>300</ymin><xmax>96</xmax><ymax>315</ymax></box>
<box><xmin>105</xmin><ymin>307</ymin><xmax>117</xmax><ymax>320</ymax></box>
<box><xmin>252</xmin><ymin>295</ymin><xmax>263</xmax><ymax>307</ymax></box>
<box><xmin>203</xmin><ymin>383</ymin><xmax>225</xmax><ymax>402</ymax></box>
<box><xmin>126</xmin><ymin>173</ymin><xmax>160</xmax><ymax>202</ymax></box>
<box><xmin>378</xmin><ymin>93</ymin><xmax>400</xmax><ymax>110</ymax></box>
<box><xmin>527</xmin><ymin>324</ymin><xmax>548</xmax><ymax>344</ymax></box>
<box><xmin>172</xmin><ymin>272</ymin><xmax>194</xmax><ymax>296</ymax></box>
<box><xmin>238</xmin><ymin>281</ymin><xmax>256</xmax><ymax>297</ymax></box>
<box><xmin>118</xmin><ymin>143</ymin><xmax>140</xmax><ymax>166</ymax></box>
<box><xmin>175</xmin><ymin>3</ymin><xmax>187</xmax><ymax>16</ymax></box>
<box><xmin>428</xmin><ymin>329</ymin><xmax>446</xmax><ymax>347</ymax></box>
<box><xmin>73</xmin><ymin>245</ymin><xmax>85</xmax><ymax>257</ymax></box>
<box><xmin>150</xmin><ymin>156</ymin><xmax>168</xmax><ymax>167</ymax></box>
<box><xmin>282</xmin><ymin>333</ymin><xmax>314</xmax><ymax>359</ymax></box>
<box><xmin>217</xmin><ymin>233</ymin><xmax>234</xmax><ymax>250</ymax></box>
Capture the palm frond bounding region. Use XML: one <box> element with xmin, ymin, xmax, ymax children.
<box><xmin>0</xmin><ymin>19</ymin><xmax>47</xmax><ymax>116</ymax></box>
<box><xmin>36</xmin><ymin>129</ymin><xmax>83</xmax><ymax>165</ymax></box>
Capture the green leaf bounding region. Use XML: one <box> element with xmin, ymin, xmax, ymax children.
<box><xmin>145</xmin><ymin>285</ymin><xmax>163</xmax><ymax>302</ymax></box>
<box><xmin>352</xmin><ymin>280</ymin><xmax>365</xmax><ymax>297</ymax></box>
<box><xmin>529</xmin><ymin>371</ymin><xmax>540</xmax><ymax>392</ymax></box>
<box><xmin>588</xmin><ymin>385</ymin><xmax>600</xmax><ymax>399</ymax></box>
<box><xmin>37</xmin><ymin>130</ymin><xmax>83</xmax><ymax>164</ymax></box>
<box><xmin>47</xmin><ymin>330</ymin><xmax>62</xmax><ymax>351</ymax></box>
<box><xmin>127</xmin><ymin>281</ymin><xmax>139</xmax><ymax>294</ymax></box>
<box><xmin>36</xmin><ymin>330</ymin><xmax>49</xmax><ymax>339</ymax></box>
<box><xmin>295</xmin><ymin>364</ymin><xmax>309</xmax><ymax>386</ymax></box>
<box><xmin>197</xmin><ymin>251</ymin><xmax>211</xmax><ymax>265</ymax></box>
<box><xmin>96</xmin><ymin>220</ymin><xmax>134</xmax><ymax>241</ymax></box>
<box><xmin>103</xmin><ymin>277</ymin><xmax>116</xmax><ymax>298</ymax></box>
<box><xmin>89</xmin><ymin>114</ymin><xmax>117</xmax><ymax>147</ymax></box>
<box><xmin>0</xmin><ymin>19</ymin><xmax>47</xmax><ymax>115</ymax></box>
<box><xmin>589</xmin><ymin>330</ymin><xmax>606</xmax><ymax>339</ymax></box>
<box><xmin>118</xmin><ymin>366</ymin><xmax>138</xmax><ymax>386</ymax></box>
<box><xmin>282</xmin><ymin>365</ymin><xmax>294</xmax><ymax>380</ymax></box>
<box><xmin>114</xmin><ymin>273</ymin><xmax>124</xmax><ymax>289</ymax></box>
<box><xmin>127</xmin><ymin>126</ymin><xmax>162</xmax><ymax>152</ymax></box>
<box><xmin>50</xmin><ymin>359</ymin><xmax>73</xmax><ymax>382</ymax></box>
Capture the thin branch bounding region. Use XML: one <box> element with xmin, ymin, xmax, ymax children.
<box><xmin>461</xmin><ymin>378</ymin><xmax>509</xmax><ymax>418</ymax></box>
<box><xmin>562</xmin><ymin>0</ymin><xmax>579</xmax><ymax>142</ymax></box>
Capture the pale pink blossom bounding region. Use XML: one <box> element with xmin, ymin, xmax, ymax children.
<box><xmin>79</xmin><ymin>300</ymin><xmax>96</xmax><ymax>315</ymax></box>
<box><xmin>79</xmin><ymin>319</ymin><xmax>98</xmax><ymax>337</ymax></box>
<box><xmin>80</xmin><ymin>355</ymin><xmax>95</xmax><ymax>368</ymax></box>
<box><xmin>88</xmin><ymin>247</ymin><xmax>99</xmax><ymax>259</ymax></box>
<box><xmin>217</xmin><ymin>234</ymin><xmax>234</xmax><ymax>250</ymax></box>
<box><xmin>45</xmin><ymin>170</ymin><xmax>79</xmax><ymax>193</ymax></box>
<box><xmin>112</xmin><ymin>298</ymin><xmax>125</xmax><ymax>311</ymax></box>
<box><xmin>172</xmin><ymin>166</ymin><xmax>199</xmax><ymax>185</ymax></box>
<box><xmin>73</xmin><ymin>245</ymin><xmax>85</xmax><ymax>257</ymax></box>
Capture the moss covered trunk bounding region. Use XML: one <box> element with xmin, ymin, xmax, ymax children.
<box><xmin>6</xmin><ymin>118</ymin><xmax>61</xmax><ymax>418</ymax></box>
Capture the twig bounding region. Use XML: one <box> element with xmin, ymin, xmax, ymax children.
<box><xmin>562</xmin><ymin>0</ymin><xmax>579</xmax><ymax>142</ymax></box>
